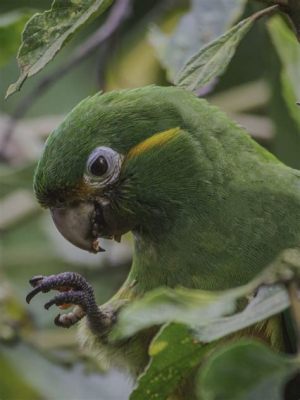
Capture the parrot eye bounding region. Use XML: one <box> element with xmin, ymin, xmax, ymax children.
<box><xmin>86</xmin><ymin>146</ymin><xmax>122</xmax><ymax>185</ymax></box>
<box><xmin>89</xmin><ymin>155</ymin><xmax>108</xmax><ymax>176</ymax></box>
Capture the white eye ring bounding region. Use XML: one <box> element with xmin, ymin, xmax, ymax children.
<box><xmin>85</xmin><ymin>146</ymin><xmax>123</xmax><ymax>186</ymax></box>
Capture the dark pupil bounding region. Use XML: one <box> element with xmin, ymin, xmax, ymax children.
<box><xmin>90</xmin><ymin>155</ymin><xmax>108</xmax><ymax>176</ymax></box>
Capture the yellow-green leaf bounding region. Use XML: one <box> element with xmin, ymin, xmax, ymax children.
<box><xmin>131</xmin><ymin>324</ymin><xmax>210</xmax><ymax>400</ymax></box>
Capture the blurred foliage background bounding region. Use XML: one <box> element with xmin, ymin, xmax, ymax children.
<box><xmin>0</xmin><ymin>0</ymin><xmax>299</xmax><ymax>399</ymax></box>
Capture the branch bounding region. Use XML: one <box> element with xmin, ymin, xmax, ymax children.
<box><xmin>0</xmin><ymin>0</ymin><xmax>131</xmax><ymax>160</ymax></box>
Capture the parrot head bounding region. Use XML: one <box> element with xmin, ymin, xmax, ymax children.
<box><xmin>34</xmin><ymin>86</ymin><xmax>203</xmax><ymax>253</ymax></box>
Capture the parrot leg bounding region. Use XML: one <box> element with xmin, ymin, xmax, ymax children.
<box><xmin>26</xmin><ymin>272</ymin><xmax>116</xmax><ymax>333</ymax></box>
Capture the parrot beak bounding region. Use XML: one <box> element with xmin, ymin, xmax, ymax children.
<box><xmin>50</xmin><ymin>202</ymin><xmax>104</xmax><ymax>254</ymax></box>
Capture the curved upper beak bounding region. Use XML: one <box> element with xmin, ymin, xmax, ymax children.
<box><xmin>50</xmin><ymin>202</ymin><xmax>103</xmax><ymax>253</ymax></box>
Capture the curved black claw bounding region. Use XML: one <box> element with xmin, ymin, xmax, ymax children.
<box><xmin>26</xmin><ymin>285</ymin><xmax>47</xmax><ymax>304</ymax></box>
<box><xmin>26</xmin><ymin>272</ymin><xmax>110</xmax><ymax>331</ymax></box>
<box><xmin>26</xmin><ymin>272</ymin><xmax>91</xmax><ymax>304</ymax></box>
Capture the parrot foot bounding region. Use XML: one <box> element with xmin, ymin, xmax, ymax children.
<box><xmin>26</xmin><ymin>272</ymin><xmax>115</xmax><ymax>332</ymax></box>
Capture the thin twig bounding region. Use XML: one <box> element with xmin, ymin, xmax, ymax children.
<box><xmin>0</xmin><ymin>0</ymin><xmax>131</xmax><ymax>159</ymax></box>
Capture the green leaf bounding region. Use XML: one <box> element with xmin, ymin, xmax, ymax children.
<box><xmin>112</xmin><ymin>248</ymin><xmax>300</xmax><ymax>341</ymax></box>
<box><xmin>175</xmin><ymin>6</ymin><xmax>277</xmax><ymax>92</ymax></box>
<box><xmin>268</xmin><ymin>16</ymin><xmax>300</xmax><ymax>131</ymax></box>
<box><xmin>113</xmin><ymin>284</ymin><xmax>290</xmax><ymax>343</ymax></box>
<box><xmin>149</xmin><ymin>0</ymin><xmax>247</xmax><ymax>80</ymax></box>
<box><xmin>198</xmin><ymin>340</ymin><xmax>299</xmax><ymax>400</ymax></box>
<box><xmin>111</xmin><ymin>286</ymin><xmax>239</xmax><ymax>340</ymax></box>
<box><xmin>196</xmin><ymin>285</ymin><xmax>289</xmax><ymax>343</ymax></box>
<box><xmin>0</xmin><ymin>10</ymin><xmax>33</xmax><ymax>67</ymax></box>
<box><xmin>6</xmin><ymin>0</ymin><xmax>113</xmax><ymax>98</ymax></box>
<box><xmin>131</xmin><ymin>324</ymin><xmax>210</xmax><ymax>400</ymax></box>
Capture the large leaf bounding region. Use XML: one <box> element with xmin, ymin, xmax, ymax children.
<box><xmin>149</xmin><ymin>0</ymin><xmax>247</xmax><ymax>80</ymax></box>
<box><xmin>175</xmin><ymin>5</ymin><xmax>278</xmax><ymax>92</ymax></box>
<box><xmin>0</xmin><ymin>10</ymin><xmax>33</xmax><ymax>67</ymax></box>
<box><xmin>198</xmin><ymin>340</ymin><xmax>299</xmax><ymax>400</ymax></box>
<box><xmin>268</xmin><ymin>16</ymin><xmax>300</xmax><ymax>131</ymax></box>
<box><xmin>131</xmin><ymin>324</ymin><xmax>210</xmax><ymax>400</ymax></box>
<box><xmin>111</xmin><ymin>285</ymin><xmax>239</xmax><ymax>340</ymax></box>
<box><xmin>112</xmin><ymin>248</ymin><xmax>300</xmax><ymax>341</ymax></box>
<box><xmin>113</xmin><ymin>284</ymin><xmax>290</xmax><ymax>343</ymax></box>
<box><xmin>6</xmin><ymin>0</ymin><xmax>113</xmax><ymax>98</ymax></box>
<box><xmin>196</xmin><ymin>285</ymin><xmax>289</xmax><ymax>343</ymax></box>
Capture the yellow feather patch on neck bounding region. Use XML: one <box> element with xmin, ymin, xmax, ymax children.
<box><xmin>127</xmin><ymin>127</ymin><xmax>181</xmax><ymax>160</ymax></box>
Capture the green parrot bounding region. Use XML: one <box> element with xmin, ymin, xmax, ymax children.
<box><xmin>27</xmin><ymin>86</ymin><xmax>300</xmax><ymax>398</ymax></box>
